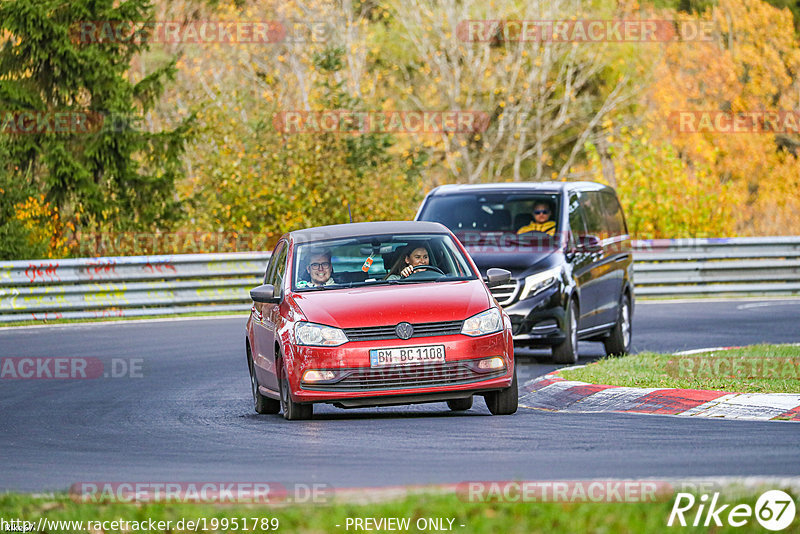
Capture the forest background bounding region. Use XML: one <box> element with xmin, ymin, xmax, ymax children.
<box><xmin>2</xmin><ymin>0</ymin><xmax>800</xmax><ymax>259</ymax></box>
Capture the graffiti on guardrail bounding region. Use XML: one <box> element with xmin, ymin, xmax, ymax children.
<box><xmin>78</xmin><ymin>259</ymin><xmax>118</xmax><ymax>280</ymax></box>
<box><xmin>24</xmin><ymin>262</ymin><xmax>61</xmax><ymax>283</ymax></box>
<box><xmin>143</xmin><ymin>261</ymin><xmax>177</xmax><ymax>274</ymax></box>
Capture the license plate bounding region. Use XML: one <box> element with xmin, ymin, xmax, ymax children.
<box><xmin>369</xmin><ymin>345</ymin><xmax>445</xmax><ymax>367</ymax></box>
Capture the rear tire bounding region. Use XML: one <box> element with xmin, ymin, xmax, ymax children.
<box><xmin>447</xmin><ymin>396</ymin><xmax>473</xmax><ymax>411</ymax></box>
<box><xmin>603</xmin><ymin>293</ymin><xmax>632</xmax><ymax>356</ymax></box>
<box><xmin>552</xmin><ymin>300</ymin><xmax>579</xmax><ymax>364</ymax></box>
<box><xmin>248</xmin><ymin>346</ymin><xmax>279</xmax><ymax>414</ymax></box>
<box><xmin>484</xmin><ymin>369</ymin><xmax>518</xmax><ymax>415</ymax></box>
<box><xmin>279</xmin><ymin>358</ymin><xmax>313</xmax><ymax>421</ymax></box>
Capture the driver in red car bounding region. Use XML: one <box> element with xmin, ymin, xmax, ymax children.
<box><xmin>386</xmin><ymin>243</ymin><xmax>431</xmax><ymax>279</ymax></box>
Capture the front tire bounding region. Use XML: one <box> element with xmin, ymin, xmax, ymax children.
<box><xmin>279</xmin><ymin>358</ymin><xmax>313</xmax><ymax>421</ymax></box>
<box><xmin>552</xmin><ymin>300</ymin><xmax>579</xmax><ymax>364</ymax></box>
<box><xmin>484</xmin><ymin>369</ymin><xmax>518</xmax><ymax>415</ymax></box>
<box><xmin>603</xmin><ymin>293</ymin><xmax>632</xmax><ymax>356</ymax></box>
<box><xmin>447</xmin><ymin>396</ymin><xmax>473</xmax><ymax>411</ymax></box>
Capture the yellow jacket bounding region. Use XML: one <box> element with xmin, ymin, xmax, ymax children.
<box><xmin>517</xmin><ymin>220</ymin><xmax>556</xmax><ymax>236</ymax></box>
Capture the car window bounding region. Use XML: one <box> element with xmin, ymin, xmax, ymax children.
<box><xmin>292</xmin><ymin>233</ymin><xmax>476</xmax><ymax>291</ymax></box>
<box><xmin>599</xmin><ymin>191</ymin><xmax>627</xmax><ymax>237</ymax></box>
<box><xmin>578</xmin><ymin>191</ymin><xmax>605</xmax><ymax>236</ymax></box>
<box><xmin>272</xmin><ymin>243</ymin><xmax>288</xmax><ymax>295</ymax></box>
<box><xmin>418</xmin><ymin>193</ymin><xmax>560</xmax><ymax>234</ymax></box>
<box><xmin>568</xmin><ymin>193</ymin><xmax>586</xmax><ymax>246</ymax></box>
<box><xmin>264</xmin><ymin>241</ymin><xmax>285</xmax><ymax>285</ymax></box>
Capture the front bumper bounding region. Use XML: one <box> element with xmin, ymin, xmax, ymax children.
<box><xmin>285</xmin><ymin>331</ymin><xmax>513</xmax><ymax>404</ymax></box>
<box><xmin>503</xmin><ymin>284</ymin><xmax>567</xmax><ymax>346</ymax></box>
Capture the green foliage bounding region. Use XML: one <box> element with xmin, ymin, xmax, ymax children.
<box><xmin>560</xmin><ymin>344</ymin><xmax>800</xmax><ymax>393</ymax></box>
<box><xmin>0</xmin><ymin>489</ymin><xmax>795</xmax><ymax>534</ymax></box>
<box><xmin>584</xmin><ymin>128</ymin><xmax>736</xmax><ymax>239</ymax></box>
<box><xmin>184</xmin><ymin>47</ymin><xmax>426</xmax><ymax>241</ymax></box>
<box><xmin>0</xmin><ymin>166</ymin><xmax>49</xmax><ymax>260</ymax></box>
<box><xmin>0</xmin><ymin>0</ymin><xmax>192</xmax><ymax>259</ymax></box>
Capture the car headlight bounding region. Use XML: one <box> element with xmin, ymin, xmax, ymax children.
<box><xmin>294</xmin><ymin>322</ymin><xmax>348</xmax><ymax>346</ymax></box>
<box><xmin>519</xmin><ymin>266</ymin><xmax>561</xmax><ymax>301</ymax></box>
<box><xmin>461</xmin><ymin>308</ymin><xmax>503</xmax><ymax>337</ymax></box>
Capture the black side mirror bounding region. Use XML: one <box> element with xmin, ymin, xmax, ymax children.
<box><xmin>577</xmin><ymin>235</ymin><xmax>602</xmax><ymax>253</ymax></box>
<box><xmin>486</xmin><ymin>268</ymin><xmax>512</xmax><ymax>288</ymax></box>
<box><xmin>250</xmin><ymin>284</ymin><xmax>280</xmax><ymax>304</ymax></box>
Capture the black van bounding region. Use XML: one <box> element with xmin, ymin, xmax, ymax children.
<box><xmin>415</xmin><ymin>181</ymin><xmax>633</xmax><ymax>363</ymax></box>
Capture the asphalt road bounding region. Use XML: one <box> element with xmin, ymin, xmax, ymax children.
<box><xmin>1</xmin><ymin>298</ymin><xmax>799</xmax><ymax>492</ymax></box>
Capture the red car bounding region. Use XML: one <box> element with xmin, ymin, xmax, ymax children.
<box><xmin>245</xmin><ymin>221</ymin><xmax>517</xmax><ymax>420</ymax></box>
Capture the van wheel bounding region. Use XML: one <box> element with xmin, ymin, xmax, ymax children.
<box><xmin>552</xmin><ymin>300</ymin><xmax>579</xmax><ymax>364</ymax></box>
<box><xmin>248</xmin><ymin>346</ymin><xmax>279</xmax><ymax>414</ymax></box>
<box><xmin>484</xmin><ymin>369</ymin><xmax>518</xmax><ymax>415</ymax></box>
<box><xmin>447</xmin><ymin>396</ymin><xmax>473</xmax><ymax>411</ymax></box>
<box><xmin>279</xmin><ymin>358</ymin><xmax>313</xmax><ymax>421</ymax></box>
<box><xmin>603</xmin><ymin>294</ymin><xmax>632</xmax><ymax>356</ymax></box>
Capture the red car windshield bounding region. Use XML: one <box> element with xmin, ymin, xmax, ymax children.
<box><xmin>292</xmin><ymin>233</ymin><xmax>476</xmax><ymax>290</ymax></box>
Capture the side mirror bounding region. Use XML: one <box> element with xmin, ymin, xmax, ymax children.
<box><xmin>250</xmin><ymin>284</ymin><xmax>280</xmax><ymax>304</ymax></box>
<box><xmin>486</xmin><ymin>268</ymin><xmax>512</xmax><ymax>288</ymax></box>
<box><xmin>577</xmin><ymin>235</ymin><xmax>602</xmax><ymax>253</ymax></box>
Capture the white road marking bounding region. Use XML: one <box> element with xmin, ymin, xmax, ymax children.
<box><xmin>679</xmin><ymin>393</ymin><xmax>800</xmax><ymax>420</ymax></box>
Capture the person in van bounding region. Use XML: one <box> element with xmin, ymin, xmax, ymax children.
<box><xmin>415</xmin><ymin>181</ymin><xmax>634</xmax><ymax>364</ymax></box>
<box><xmin>517</xmin><ymin>202</ymin><xmax>556</xmax><ymax>236</ymax></box>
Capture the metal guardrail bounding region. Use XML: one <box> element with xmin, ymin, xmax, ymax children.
<box><xmin>0</xmin><ymin>253</ymin><xmax>268</xmax><ymax>323</ymax></box>
<box><xmin>1</xmin><ymin>237</ymin><xmax>799</xmax><ymax>322</ymax></box>
<box><xmin>632</xmin><ymin>236</ymin><xmax>800</xmax><ymax>297</ymax></box>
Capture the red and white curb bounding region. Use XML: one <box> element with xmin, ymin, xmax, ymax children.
<box><xmin>519</xmin><ymin>347</ymin><xmax>800</xmax><ymax>422</ymax></box>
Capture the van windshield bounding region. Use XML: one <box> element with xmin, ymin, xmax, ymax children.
<box><xmin>418</xmin><ymin>192</ymin><xmax>561</xmax><ymax>244</ymax></box>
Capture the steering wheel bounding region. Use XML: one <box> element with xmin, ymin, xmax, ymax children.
<box><xmin>410</xmin><ymin>264</ymin><xmax>445</xmax><ymax>275</ymax></box>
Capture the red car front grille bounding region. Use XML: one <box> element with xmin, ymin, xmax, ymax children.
<box><xmin>301</xmin><ymin>360</ymin><xmax>505</xmax><ymax>391</ymax></box>
<box><xmin>343</xmin><ymin>320</ymin><xmax>463</xmax><ymax>342</ymax></box>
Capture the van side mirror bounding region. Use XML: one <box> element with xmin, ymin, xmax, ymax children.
<box><xmin>250</xmin><ymin>284</ymin><xmax>280</xmax><ymax>304</ymax></box>
<box><xmin>576</xmin><ymin>235</ymin><xmax>602</xmax><ymax>253</ymax></box>
<box><xmin>486</xmin><ymin>268</ymin><xmax>512</xmax><ymax>288</ymax></box>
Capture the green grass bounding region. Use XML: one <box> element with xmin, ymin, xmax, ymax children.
<box><xmin>1</xmin><ymin>489</ymin><xmax>797</xmax><ymax>534</ymax></box>
<box><xmin>559</xmin><ymin>344</ymin><xmax>800</xmax><ymax>393</ymax></box>
<box><xmin>0</xmin><ymin>311</ymin><xmax>247</xmax><ymax>328</ymax></box>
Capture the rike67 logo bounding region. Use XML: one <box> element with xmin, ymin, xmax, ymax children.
<box><xmin>668</xmin><ymin>490</ymin><xmax>796</xmax><ymax>531</ymax></box>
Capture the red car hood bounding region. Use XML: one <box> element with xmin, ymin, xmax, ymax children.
<box><xmin>292</xmin><ymin>280</ymin><xmax>491</xmax><ymax>328</ymax></box>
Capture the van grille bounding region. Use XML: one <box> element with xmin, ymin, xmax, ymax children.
<box><xmin>489</xmin><ymin>279</ymin><xmax>519</xmax><ymax>306</ymax></box>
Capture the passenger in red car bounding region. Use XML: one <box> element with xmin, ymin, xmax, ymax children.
<box><xmin>303</xmin><ymin>249</ymin><xmax>336</xmax><ymax>287</ymax></box>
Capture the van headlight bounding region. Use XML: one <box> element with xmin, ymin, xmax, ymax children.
<box><xmin>461</xmin><ymin>308</ymin><xmax>503</xmax><ymax>337</ymax></box>
<box><xmin>295</xmin><ymin>322</ymin><xmax>348</xmax><ymax>346</ymax></box>
<box><xmin>519</xmin><ymin>266</ymin><xmax>561</xmax><ymax>301</ymax></box>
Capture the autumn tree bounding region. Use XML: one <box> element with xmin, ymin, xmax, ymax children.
<box><xmin>0</xmin><ymin>0</ymin><xmax>191</xmax><ymax>259</ymax></box>
<box><xmin>380</xmin><ymin>0</ymin><xmax>645</xmax><ymax>184</ymax></box>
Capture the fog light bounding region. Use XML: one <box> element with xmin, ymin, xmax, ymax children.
<box><xmin>302</xmin><ymin>370</ymin><xmax>336</xmax><ymax>383</ymax></box>
<box><xmin>478</xmin><ymin>357</ymin><xmax>505</xmax><ymax>370</ymax></box>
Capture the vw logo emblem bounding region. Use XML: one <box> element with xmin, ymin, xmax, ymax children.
<box><xmin>395</xmin><ymin>322</ymin><xmax>414</xmax><ymax>340</ymax></box>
